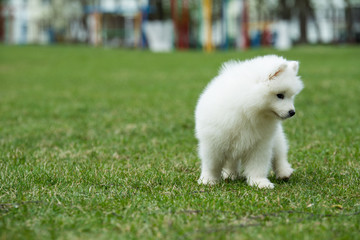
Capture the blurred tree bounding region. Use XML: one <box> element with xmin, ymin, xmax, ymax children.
<box><xmin>149</xmin><ymin>0</ymin><xmax>165</xmax><ymax>20</ymax></box>
<box><xmin>278</xmin><ymin>0</ymin><xmax>291</xmax><ymax>20</ymax></box>
<box><xmin>344</xmin><ymin>0</ymin><xmax>354</xmax><ymax>42</ymax></box>
<box><xmin>296</xmin><ymin>0</ymin><xmax>309</xmax><ymax>43</ymax></box>
<box><xmin>78</xmin><ymin>0</ymin><xmax>89</xmax><ymax>42</ymax></box>
<box><xmin>0</xmin><ymin>2</ymin><xmax>4</xmax><ymax>42</ymax></box>
<box><xmin>295</xmin><ymin>0</ymin><xmax>320</xmax><ymax>44</ymax></box>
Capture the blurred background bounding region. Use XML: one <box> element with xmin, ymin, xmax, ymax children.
<box><xmin>1</xmin><ymin>0</ymin><xmax>360</xmax><ymax>52</ymax></box>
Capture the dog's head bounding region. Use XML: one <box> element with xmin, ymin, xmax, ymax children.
<box><xmin>263</xmin><ymin>60</ymin><xmax>304</xmax><ymax>120</ymax></box>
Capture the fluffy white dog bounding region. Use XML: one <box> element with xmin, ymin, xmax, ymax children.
<box><xmin>195</xmin><ymin>55</ymin><xmax>304</xmax><ymax>189</ymax></box>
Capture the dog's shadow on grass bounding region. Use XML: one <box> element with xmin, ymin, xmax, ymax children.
<box><xmin>269</xmin><ymin>173</ymin><xmax>306</xmax><ymax>188</ymax></box>
<box><xmin>221</xmin><ymin>174</ymin><xmax>300</xmax><ymax>188</ymax></box>
<box><xmin>193</xmin><ymin>172</ymin><xmax>309</xmax><ymax>192</ymax></box>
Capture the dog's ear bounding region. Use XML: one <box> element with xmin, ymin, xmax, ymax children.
<box><xmin>289</xmin><ymin>61</ymin><xmax>299</xmax><ymax>74</ymax></box>
<box><xmin>269</xmin><ymin>63</ymin><xmax>287</xmax><ymax>80</ymax></box>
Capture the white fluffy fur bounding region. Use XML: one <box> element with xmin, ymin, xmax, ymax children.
<box><xmin>195</xmin><ymin>55</ymin><xmax>304</xmax><ymax>189</ymax></box>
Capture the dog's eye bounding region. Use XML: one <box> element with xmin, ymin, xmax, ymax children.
<box><xmin>276</xmin><ymin>93</ymin><xmax>284</xmax><ymax>99</ymax></box>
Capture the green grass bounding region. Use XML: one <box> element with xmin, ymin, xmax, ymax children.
<box><xmin>0</xmin><ymin>45</ymin><xmax>359</xmax><ymax>240</ymax></box>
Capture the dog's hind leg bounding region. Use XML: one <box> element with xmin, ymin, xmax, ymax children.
<box><xmin>198</xmin><ymin>142</ymin><xmax>224</xmax><ymax>185</ymax></box>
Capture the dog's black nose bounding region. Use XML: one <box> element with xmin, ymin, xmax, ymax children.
<box><xmin>288</xmin><ymin>110</ymin><xmax>295</xmax><ymax>117</ymax></box>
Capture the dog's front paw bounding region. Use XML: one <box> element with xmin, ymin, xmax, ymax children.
<box><xmin>198</xmin><ymin>176</ymin><xmax>219</xmax><ymax>185</ymax></box>
<box><xmin>276</xmin><ymin>166</ymin><xmax>294</xmax><ymax>181</ymax></box>
<box><xmin>247</xmin><ymin>177</ymin><xmax>275</xmax><ymax>189</ymax></box>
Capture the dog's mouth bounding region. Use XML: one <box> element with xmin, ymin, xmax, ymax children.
<box><xmin>272</xmin><ymin>111</ymin><xmax>290</xmax><ymax>120</ymax></box>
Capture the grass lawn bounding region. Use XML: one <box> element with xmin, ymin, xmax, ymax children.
<box><xmin>0</xmin><ymin>45</ymin><xmax>359</xmax><ymax>239</ymax></box>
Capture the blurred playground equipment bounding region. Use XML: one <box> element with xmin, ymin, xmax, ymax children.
<box><xmin>1</xmin><ymin>0</ymin><xmax>360</xmax><ymax>51</ymax></box>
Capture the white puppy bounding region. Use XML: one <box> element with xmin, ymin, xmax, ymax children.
<box><xmin>195</xmin><ymin>55</ymin><xmax>304</xmax><ymax>189</ymax></box>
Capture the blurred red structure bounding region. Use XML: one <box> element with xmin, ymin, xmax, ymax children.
<box><xmin>171</xmin><ymin>0</ymin><xmax>190</xmax><ymax>49</ymax></box>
